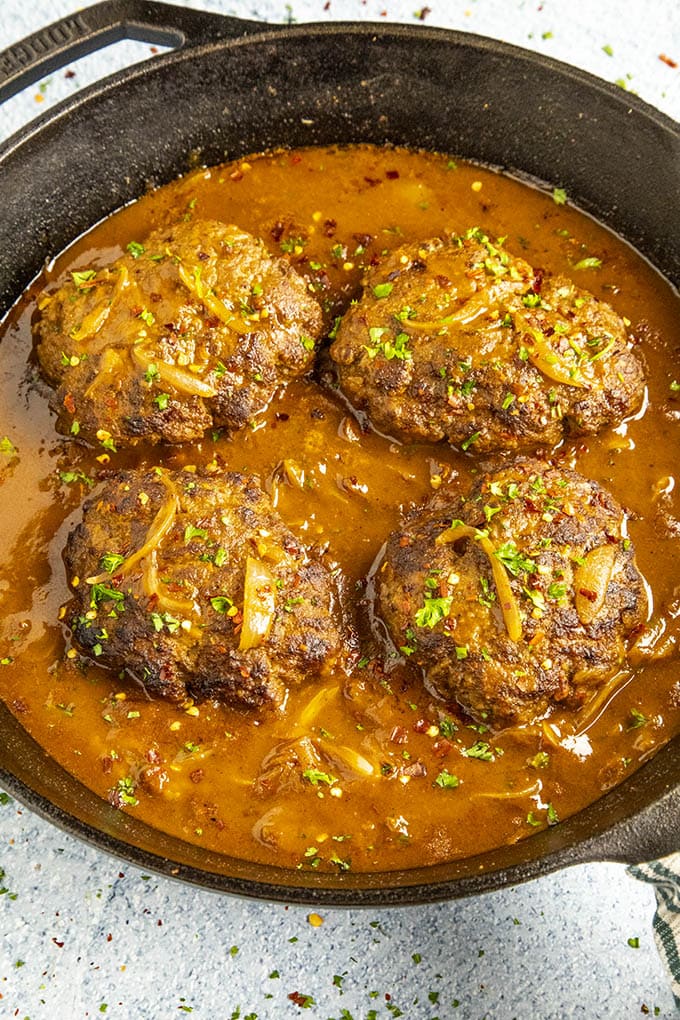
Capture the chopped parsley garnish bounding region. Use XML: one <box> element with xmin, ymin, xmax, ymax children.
<box><xmin>99</xmin><ymin>553</ymin><xmax>125</xmax><ymax>574</ymax></box>
<box><xmin>71</xmin><ymin>269</ymin><xmax>97</xmax><ymax>289</ymax></box>
<box><xmin>89</xmin><ymin>583</ymin><xmax>125</xmax><ymax>609</ymax></box>
<box><xmin>526</xmin><ymin>811</ymin><xmax>542</xmax><ymax>827</ymax></box>
<box><xmin>501</xmin><ymin>392</ymin><xmax>515</xmax><ymax>410</ymax></box>
<box><xmin>552</xmin><ymin>187</ymin><xmax>567</xmax><ymax>205</ymax></box>
<box><xmin>210</xmin><ymin>596</ymin><xmax>234</xmax><ymax>614</ymax></box>
<box><xmin>154</xmin><ymin>393</ymin><xmax>170</xmax><ymax>410</ymax></box>
<box><xmin>59</xmin><ymin>469</ymin><xmax>94</xmax><ymax>487</ymax></box>
<box><xmin>302</xmin><ymin>768</ymin><xmax>337</xmax><ymax>786</ymax></box>
<box><xmin>279</xmin><ymin>236</ymin><xmax>306</xmax><ymax>253</ymax></box>
<box><xmin>364</xmin><ymin>327</ymin><xmax>411</xmax><ymax>361</ymax></box>
<box><xmin>414</xmin><ymin>596</ymin><xmax>452</xmax><ymax>629</ymax></box>
<box><xmin>461</xmin><ymin>741</ymin><xmax>494</xmax><ymax>761</ymax></box>
<box><xmin>149</xmin><ymin>611</ymin><xmax>180</xmax><ymax>634</ymax></box>
<box><xmin>373</xmin><ymin>282</ymin><xmax>394</xmax><ymax>299</ymax></box>
<box><xmin>143</xmin><ymin>363</ymin><xmax>159</xmax><ymax>384</ymax></box>
<box><xmin>461</xmin><ymin>430</ymin><xmax>481</xmax><ymax>452</ymax></box>
<box><xmin>522</xmin><ymin>292</ymin><xmax>542</xmax><ymax>308</ymax></box>
<box><xmin>438</xmin><ymin>716</ymin><xmax>458</xmax><ymax>738</ymax></box>
<box><xmin>126</xmin><ymin>241</ymin><xmax>145</xmax><ymax>258</ymax></box>
<box><xmin>547</xmin><ymin>802</ymin><xmax>559</xmax><ymax>825</ymax></box>
<box><xmin>527</xmin><ymin>751</ymin><xmax>550</xmax><ymax>769</ymax></box>
<box><xmin>138</xmin><ymin>307</ymin><xmax>155</xmax><ymax>326</ymax></box>
<box><xmin>547</xmin><ymin>582</ymin><xmax>567</xmax><ymax>600</ymax></box>
<box><xmin>114</xmin><ymin>777</ymin><xmax>138</xmax><ymax>806</ymax></box>
<box><xmin>573</xmin><ymin>256</ymin><xmax>602</xmax><ymax>271</ymax></box>
<box><xmin>184</xmin><ymin>524</ymin><xmax>208</xmax><ymax>544</ymax></box>
<box><xmin>494</xmin><ymin>541</ymin><xmax>536</xmax><ymax>577</ymax></box>
<box><xmin>627</xmin><ymin>707</ymin><xmax>648</xmax><ymax>730</ymax></box>
<box><xmin>434</xmin><ymin>770</ymin><xmax>460</xmax><ymax>789</ymax></box>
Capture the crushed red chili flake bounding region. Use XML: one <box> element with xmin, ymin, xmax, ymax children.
<box><xmin>415</xmin><ymin>6</ymin><xmax>432</xmax><ymax>19</ymax></box>
<box><xmin>288</xmin><ymin>991</ymin><xmax>315</xmax><ymax>1008</ymax></box>
<box><xmin>659</xmin><ymin>53</ymin><xmax>678</xmax><ymax>68</ymax></box>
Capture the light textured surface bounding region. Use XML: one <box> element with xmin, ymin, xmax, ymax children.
<box><xmin>1</xmin><ymin>1</ymin><xmax>679</xmax><ymax>1018</ymax></box>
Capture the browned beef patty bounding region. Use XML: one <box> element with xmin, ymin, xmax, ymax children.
<box><xmin>36</xmin><ymin>220</ymin><xmax>322</xmax><ymax>447</ymax></box>
<box><xmin>375</xmin><ymin>458</ymin><xmax>647</xmax><ymax>727</ymax></box>
<box><xmin>64</xmin><ymin>469</ymin><xmax>346</xmax><ymax>709</ymax></box>
<box><xmin>330</xmin><ymin>230</ymin><xmax>644</xmax><ymax>452</ymax></box>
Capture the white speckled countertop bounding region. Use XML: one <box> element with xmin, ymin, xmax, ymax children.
<box><xmin>1</xmin><ymin>1</ymin><xmax>679</xmax><ymax>1017</ymax></box>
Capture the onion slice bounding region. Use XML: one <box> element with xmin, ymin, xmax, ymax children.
<box><xmin>131</xmin><ymin>344</ymin><xmax>218</xmax><ymax>398</ymax></box>
<box><xmin>86</xmin><ymin>471</ymin><xmax>180</xmax><ymax>587</ymax></box>
<box><xmin>177</xmin><ymin>262</ymin><xmax>252</xmax><ymax>334</ymax></box>
<box><xmin>436</xmin><ymin>523</ymin><xmax>523</xmax><ymax>642</ymax></box>
<box><xmin>239</xmin><ymin>556</ymin><xmax>277</xmax><ymax>651</ymax></box>
<box><xmin>573</xmin><ymin>544</ymin><xmax>617</xmax><ymax>625</ymax></box>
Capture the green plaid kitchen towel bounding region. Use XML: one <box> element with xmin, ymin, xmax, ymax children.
<box><xmin>630</xmin><ymin>855</ymin><xmax>680</xmax><ymax>1007</ymax></box>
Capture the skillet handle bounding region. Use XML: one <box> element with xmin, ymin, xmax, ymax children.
<box><xmin>0</xmin><ymin>0</ymin><xmax>264</xmax><ymax>105</ymax></box>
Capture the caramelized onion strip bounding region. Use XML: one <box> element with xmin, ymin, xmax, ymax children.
<box><xmin>239</xmin><ymin>556</ymin><xmax>277</xmax><ymax>651</ymax></box>
<box><xmin>436</xmin><ymin>523</ymin><xmax>522</xmax><ymax>641</ymax></box>
<box><xmin>131</xmin><ymin>345</ymin><xmax>218</xmax><ymax>398</ymax></box>
<box><xmin>177</xmin><ymin>262</ymin><xmax>251</xmax><ymax>334</ymax></box>
<box><xmin>71</xmin><ymin>265</ymin><xmax>129</xmax><ymax>343</ymax></box>
<box><xmin>86</xmin><ymin>471</ymin><xmax>180</xmax><ymax>587</ymax></box>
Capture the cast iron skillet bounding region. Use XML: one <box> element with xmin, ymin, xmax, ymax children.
<box><xmin>0</xmin><ymin>0</ymin><xmax>678</xmax><ymax>906</ymax></box>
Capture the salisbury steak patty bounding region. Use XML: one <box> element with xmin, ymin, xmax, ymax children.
<box><xmin>375</xmin><ymin>459</ymin><xmax>646</xmax><ymax>727</ymax></box>
<box><xmin>36</xmin><ymin>219</ymin><xmax>322</xmax><ymax>446</ymax></box>
<box><xmin>330</xmin><ymin>229</ymin><xmax>644</xmax><ymax>452</ymax></box>
<box><xmin>64</xmin><ymin>469</ymin><xmax>345</xmax><ymax>709</ymax></box>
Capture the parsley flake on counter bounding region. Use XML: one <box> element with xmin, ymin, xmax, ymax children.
<box><xmin>552</xmin><ymin>187</ymin><xmax>567</xmax><ymax>205</ymax></box>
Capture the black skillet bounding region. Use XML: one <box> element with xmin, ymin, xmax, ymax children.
<box><xmin>0</xmin><ymin>0</ymin><xmax>678</xmax><ymax>905</ymax></box>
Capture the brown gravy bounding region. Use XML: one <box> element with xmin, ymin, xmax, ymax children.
<box><xmin>1</xmin><ymin>144</ymin><xmax>679</xmax><ymax>873</ymax></box>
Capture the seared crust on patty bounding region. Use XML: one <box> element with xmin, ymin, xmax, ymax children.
<box><xmin>64</xmin><ymin>469</ymin><xmax>347</xmax><ymax>710</ymax></box>
<box><xmin>36</xmin><ymin>219</ymin><xmax>323</xmax><ymax>446</ymax></box>
<box><xmin>375</xmin><ymin>458</ymin><xmax>647</xmax><ymax>727</ymax></box>
<box><xmin>330</xmin><ymin>230</ymin><xmax>645</xmax><ymax>452</ymax></box>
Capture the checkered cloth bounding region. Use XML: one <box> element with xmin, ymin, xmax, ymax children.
<box><xmin>630</xmin><ymin>855</ymin><xmax>680</xmax><ymax>1008</ymax></box>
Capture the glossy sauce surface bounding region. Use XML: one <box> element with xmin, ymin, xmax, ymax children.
<box><xmin>1</xmin><ymin>145</ymin><xmax>679</xmax><ymax>873</ymax></box>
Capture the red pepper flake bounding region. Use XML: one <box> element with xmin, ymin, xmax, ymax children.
<box><xmin>413</xmin><ymin>718</ymin><xmax>430</xmax><ymax>733</ymax></box>
<box><xmin>414</xmin><ymin>6</ymin><xmax>432</xmax><ymax>19</ymax></box>
<box><xmin>51</xmin><ymin>938</ymin><xmax>64</xmax><ymax>948</ymax></box>
<box><xmin>578</xmin><ymin>587</ymin><xmax>598</xmax><ymax>603</ymax></box>
<box><xmin>63</xmin><ymin>393</ymin><xmax>76</xmax><ymax>414</ymax></box>
<box><xmin>323</xmin><ymin>1</ymin><xmax>330</xmax><ymax>8</ymax></box>
<box><xmin>288</xmin><ymin>991</ymin><xmax>316</xmax><ymax>1008</ymax></box>
<box><xmin>64</xmin><ymin>69</ymin><xmax>76</xmax><ymax>79</ymax></box>
<box><xmin>659</xmin><ymin>53</ymin><xmax>678</xmax><ymax>68</ymax></box>
<box><xmin>433</xmin><ymin>738</ymin><xmax>453</xmax><ymax>758</ymax></box>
